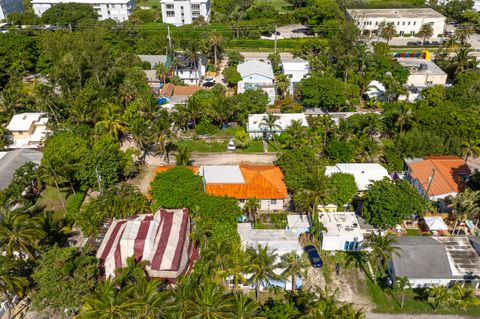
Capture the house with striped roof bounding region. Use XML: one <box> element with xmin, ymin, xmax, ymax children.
<box><xmin>404</xmin><ymin>156</ymin><xmax>471</xmax><ymax>201</ymax></box>
<box><xmin>155</xmin><ymin>164</ymin><xmax>289</xmax><ymax>211</ymax></box>
<box><xmin>96</xmin><ymin>208</ymin><xmax>194</xmax><ymax>283</ymax></box>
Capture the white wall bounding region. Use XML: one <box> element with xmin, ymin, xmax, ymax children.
<box><xmin>321</xmin><ymin>236</ymin><xmax>363</xmax><ymax>251</ymax></box>
<box><xmin>407</xmin><ymin>73</ymin><xmax>448</xmax><ymax>87</ymax></box>
<box><xmin>160</xmin><ymin>0</ymin><xmax>210</xmax><ymax>26</ymax></box>
<box><xmin>238</xmin><ymin>199</ymin><xmax>284</xmax><ymax>211</ymax></box>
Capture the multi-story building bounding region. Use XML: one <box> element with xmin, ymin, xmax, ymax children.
<box><xmin>0</xmin><ymin>0</ymin><xmax>23</xmax><ymax>20</ymax></box>
<box><xmin>160</xmin><ymin>0</ymin><xmax>210</xmax><ymax>26</ymax></box>
<box><xmin>237</xmin><ymin>60</ymin><xmax>275</xmax><ymax>104</ymax></box>
<box><xmin>31</xmin><ymin>0</ymin><xmax>135</xmax><ymax>21</ymax></box>
<box><xmin>6</xmin><ymin>113</ymin><xmax>50</xmax><ymax>149</ymax></box>
<box><xmin>347</xmin><ymin>8</ymin><xmax>446</xmax><ymax>38</ymax></box>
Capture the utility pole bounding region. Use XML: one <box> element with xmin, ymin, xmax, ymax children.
<box><xmin>167</xmin><ymin>25</ymin><xmax>172</xmax><ymax>53</ymax></box>
<box><xmin>274</xmin><ymin>24</ymin><xmax>278</xmax><ymax>53</ymax></box>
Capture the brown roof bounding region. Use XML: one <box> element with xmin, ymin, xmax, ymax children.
<box><xmin>160</xmin><ymin>84</ymin><xmax>203</xmax><ymax>97</ymax></box>
<box><xmin>407</xmin><ymin>156</ymin><xmax>470</xmax><ymax>197</ymax></box>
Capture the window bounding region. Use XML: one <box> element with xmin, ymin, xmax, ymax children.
<box><xmin>239</xmin><ymin>199</ymin><xmax>245</xmax><ymax>204</ymax></box>
<box><xmin>397</xmin><ymin>22</ymin><xmax>400</xmax><ymax>25</ymax></box>
<box><xmin>402</xmin><ymin>22</ymin><xmax>405</xmax><ymax>25</ymax></box>
<box><xmin>166</xmin><ymin>10</ymin><xmax>175</xmax><ymax>17</ymax></box>
<box><xmin>413</xmin><ymin>21</ymin><xmax>416</xmax><ymax>25</ymax></box>
<box><xmin>192</xmin><ymin>11</ymin><xmax>200</xmax><ymax>16</ymax></box>
<box><xmin>271</xmin><ymin>199</ymin><xmax>277</xmax><ymax>205</ymax></box>
<box><xmin>166</xmin><ymin>4</ymin><xmax>173</xmax><ymax>9</ymax></box>
<box><xmin>411</xmin><ymin>31</ymin><xmax>415</xmax><ymax>35</ymax></box>
<box><xmin>192</xmin><ymin>4</ymin><xmax>200</xmax><ymax>10</ymax></box>
<box><xmin>408</xmin><ymin>22</ymin><xmax>410</xmax><ymax>25</ymax></box>
<box><xmin>375</xmin><ymin>21</ymin><xmax>378</xmax><ymax>25</ymax></box>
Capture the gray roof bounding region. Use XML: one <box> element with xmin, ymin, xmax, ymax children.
<box><xmin>391</xmin><ymin>236</ymin><xmax>453</xmax><ymax>279</ymax></box>
<box><xmin>0</xmin><ymin>149</ymin><xmax>42</xmax><ymax>190</ymax></box>
<box><xmin>347</xmin><ymin>8</ymin><xmax>445</xmax><ymax>19</ymax></box>
<box><xmin>237</xmin><ymin>60</ymin><xmax>274</xmax><ymax>79</ymax></box>
<box><xmin>138</xmin><ymin>55</ymin><xmax>168</xmax><ymax>69</ymax></box>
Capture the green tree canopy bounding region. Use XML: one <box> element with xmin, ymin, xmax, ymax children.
<box><xmin>330</xmin><ymin>172</ymin><xmax>358</xmax><ymax>206</ymax></box>
<box><xmin>362</xmin><ymin>179</ymin><xmax>429</xmax><ymax>228</ymax></box>
<box><xmin>32</xmin><ymin>246</ymin><xmax>98</xmax><ymax>312</ymax></box>
<box><xmin>41</xmin><ymin>3</ymin><xmax>98</xmax><ymax>26</ymax></box>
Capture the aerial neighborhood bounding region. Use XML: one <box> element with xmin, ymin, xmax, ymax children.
<box><xmin>2</xmin><ymin>0</ymin><xmax>480</xmax><ymax>318</ymax></box>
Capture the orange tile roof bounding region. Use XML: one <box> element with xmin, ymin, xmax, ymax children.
<box><xmin>153</xmin><ymin>164</ymin><xmax>288</xmax><ymax>200</ymax></box>
<box><xmin>407</xmin><ymin>156</ymin><xmax>470</xmax><ymax>197</ymax></box>
<box><xmin>205</xmin><ymin>164</ymin><xmax>288</xmax><ymax>199</ymax></box>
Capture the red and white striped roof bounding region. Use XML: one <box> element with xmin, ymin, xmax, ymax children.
<box><xmin>96</xmin><ymin>208</ymin><xmax>192</xmax><ymax>282</ymax></box>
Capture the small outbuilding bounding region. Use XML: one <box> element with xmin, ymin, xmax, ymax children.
<box><xmin>423</xmin><ymin>216</ymin><xmax>449</xmax><ymax>232</ymax></box>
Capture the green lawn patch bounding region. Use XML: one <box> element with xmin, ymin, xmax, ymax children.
<box><xmin>365</xmin><ymin>0</ymin><xmax>426</xmax><ymax>8</ymax></box>
<box><xmin>236</xmin><ymin>140</ymin><xmax>264</xmax><ymax>153</ymax></box>
<box><xmin>36</xmin><ymin>186</ymin><xmax>86</xmax><ymax>222</ymax></box>
<box><xmin>254</xmin><ymin>0</ymin><xmax>291</xmax><ymax>12</ymax></box>
<box><xmin>405</xmin><ymin>228</ymin><xmax>427</xmax><ymax>236</ymax></box>
<box><xmin>177</xmin><ymin>139</ymin><xmax>227</xmax><ymax>152</ymax></box>
<box><xmin>367</xmin><ymin>280</ymin><xmax>480</xmax><ymax>316</ymax></box>
<box><xmin>137</xmin><ymin>0</ymin><xmax>160</xmax><ymax>8</ymax></box>
<box><xmin>215</xmin><ymin>127</ymin><xmax>243</xmax><ymax>137</ymax></box>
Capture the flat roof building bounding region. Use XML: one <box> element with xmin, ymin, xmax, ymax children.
<box><xmin>160</xmin><ymin>0</ymin><xmax>210</xmax><ymax>26</ymax></box>
<box><xmin>31</xmin><ymin>0</ymin><xmax>135</xmax><ymax>21</ymax></box>
<box><xmin>397</xmin><ymin>58</ymin><xmax>448</xmax><ymax>87</ymax></box>
<box><xmin>347</xmin><ymin>8</ymin><xmax>446</xmax><ymax>38</ymax></box>
<box><xmin>319</xmin><ymin>212</ymin><xmax>364</xmax><ymax>251</ymax></box>
<box><xmin>325</xmin><ymin>163</ymin><xmax>390</xmax><ymax>192</ymax></box>
<box><xmin>6</xmin><ymin>113</ymin><xmax>50</xmax><ymax>149</ymax></box>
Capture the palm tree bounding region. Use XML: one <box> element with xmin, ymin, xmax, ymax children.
<box><xmin>392</xmin><ymin>276</ymin><xmax>411</xmax><ymax>308</ymax></box>
<box><xmin>243</xmin><ymin>197</ymin><xmax>261</xmax><ymax>225</ymax></box>
<box><xmin>228</xmin><ymin>291</ymin><xmax>260</xmax><ymax>319</ymax></box>
<box><xmin>461</xmin><ymin>139</ymin><xmax>480</xmax><ymax>161</ymax></box>
<box><xmin>79</xmin><ymin>279</ymin><xmax>141</xmax><ymax>319</ymax></box>
<box><xmin>175</xmin><ymin>146</ymin><xmax>192</xmax><ymax>166</ymax></box>
<box><xmin>184</xmin><ymin>42</ymin><xmax>202</xmax><ymax>85</ymax></box>
<box><xmin>395</xmin><ymin>103</ymin><xmax>413</xmax><ymax>133</ymax></box>
<box><xmin>155</xmin><ymin>62</ymin><xmax>169</xmax><ymax>85</ymax></box>
<box><xmin>133</xmin><ymin>277</ymin><xmax>170</xmax><ymax>319</ymax></box>
<box><xmin>450</xmin><ymin>189</ymin><xmax>480</xmax><ymax>223</ymax></box>
<box><xmin>379</xmin><ymin>22</ymin><xmax>396</xmax><ymax>44</ymax></box>
<box><xmin>0</xmin><ymin>256</ymin><xmax>29</xmax><ymax>319</ymax></box>
<box><xmin>37</xmin><ymin>158</ymin><xmax>67</xmax><ymax>211</ymax></box>
<box><xmin>226</xmin><ymin>242</ymin><xmax>249</xmax><ymax>290</ymax></box>
<box><xmin>0</xmin><ymin>210</ymin><xmax>45</xmax><ymax>259</ymax></box>
<box><xmin>453</xmin><ymin>45</ymin><xmax>474</xmax><ymax>74</ymax></box>
<box><xmin>417</xmin><ymin>23</ymin><xmax>434</xmax><ymax>42</ymax></box>
<box><xmin>344</xmin><ymin>251</ymin><xmax>372</xmax><ymax>281</ymax></box>
<box><xmin>207</xmin><ymin>31</ymin><xmax>224</xmax><ymax>69</ymax></box>
<box><xmin>246</xmin><ymin>244</ymin><xmax>281</xmax><ymax>302</ymax></box>
<box><xmin>175</xmin><ymin>100</ymin><xmax>202</xmax><ymax>129</ymax></box>
<box><xmin>294</xmin><ymin>166</ymin><xmax>333</xmax><ymax>216</ymax></box>
<box><xmin>184</xmin><ymin>282</ymin><xmax>232</xmax><ymax>319</ymax></box>
<box><xmin>114</xmin><ymin>256</ymin><xmax>150</xmax><ymax>287</ymax></box>
<box><xmin>427</xmin><ymin>285</ymin><xmax>452</xmax><ymax>309</ymax></box>
<box><xmin>259</xmin><ymin>113</ymin><xmax>281</xmax><ymax>149</ymax></box>
<box><xmin>455</xmin><ymin>23</ymin><xmax>475</xmax><ymax>44</ymax></box>
<box><xmin>364</xmin><ymin>232</ymin><xmax>401</xmax><ymax>282</ymax></box>
<box><xmin>278</xmin><ymin>251</ymin><xmax>310</xmax><ymax>292</ymax></box>
<box><xmin>95</xmin><ymin>103</ymin><xmax>128</xmax><ymax>140</ymax></box>
<box><xmin>275</xmin><ymin>74</ymin><xmax>291</xmax><ymax>98</ymax></box>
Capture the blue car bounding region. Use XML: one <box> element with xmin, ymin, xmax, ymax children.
<box><xmin>304</xmin><ymin>245</ymin><xmax>323</xmax><ymax>268</ymax></box>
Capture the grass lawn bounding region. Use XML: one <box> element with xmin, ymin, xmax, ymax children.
<box><xmin>215</xmin><ymin>127</ymin><xmax>243</xmax><ymax>137</ymax></box>
<box><xmin>367</xmin><ymin>279</ymin><xmax>480</xmax><ymax>316</ymax></box>
<box><xmin>405</xmin><ymin>228</ymin><xmax>428</xmax><ymax>236</ymax></box>
<box><xmin>36</xmin><ymin>186</ymin><xmax>86</xmax><ymax>221</ymax></box>
<box><xmin>237</xmin><ymin>140</ymin><xmax>264</xmax><ymax>153</ymax></box>
<box><xmin>254</xmin><ymin>0</ymin><xmax>291</xmax><ymax>13</ymax></box>
<box><xmin>177</xmin><ymin>139</ymin><xmax>227</xmax><ymax>152</ymax></box>
<box><xmin>137</xmin><ymin>0</ymin><xmax>160</xmax><ymax>8</ymax></box>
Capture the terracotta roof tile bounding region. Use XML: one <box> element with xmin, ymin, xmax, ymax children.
<box><xmin>408</xmin><ymin>156</ymin><xmax>470</xmax><ymax>197</ymax></box>
<box><xmin>153</xmin><ymin>164</ymin><xmax>288</xmax><ymax>200</ymax></box>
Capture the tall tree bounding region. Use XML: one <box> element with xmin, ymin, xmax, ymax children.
<box><xmin>365</xmin><ymin>232</ymin><xmax>401</xmax><ymax>281</ymax></box>
<box><xmin>461</xmin><ymin>139</ymin><xmax>480</xmax><ymax>161</ymax></box>
<box><xmin>417</xmin><ymin>23</ymin><xmax>434</xmax><ymax>42</ymax></box>
<box><xmin>294</xmin><ymin>166</ymin><xmax>333</xmax><ymax>216</ymax></box>
<box><xmin>243</xmin><ymin>197</ymin><xmax>260</xmax><ymax>225</ymax></box>
<box><xmin>0</xmin><ymin>256</ymin><xmax>28</xmax><ymax>319</ymax></box>
<box><xmin>247</xmin><ymin>245</ymin><xmax>280</xmax><ymax>302</ymax></box>
<box><xmin>379</xmin><ymin>22</ymin><xmax>397</xmax><ymax>44</ymax></box>
<box><xmin>206</xmin><ymin>31</ymin><xmax>224</xmax><ymax>69</ymax></box>
<box><xmin>278</xmin><ymin>251</ymin><xmax>310</xmax><ymax>292</ymax></box>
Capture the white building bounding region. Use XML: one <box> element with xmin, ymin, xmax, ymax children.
<box><xmin>286</xmin><ymin>215</ymin><xmax>311</xmax><ymax>236</ymax></box>
<box><xmin>281</xmin><ymin>57</ymin><xmax>309</xmax><ymax>94</ymax></box>
<box><xmin>247</xmin><ymin>113</ymin><xmax>308</xmax><ymax>138</ymax></box>
<box><xmin>237</xmin><ymin>223</ymin><xmax>304</xmax><ymax>291</ymax></box>
<box><xmin>6</xmin><ymin>113</ymin><xmax>50</xmax><ymax>149</ymax></box>
<box><xmin>325</xmin><ymin>163</ymin><xmax>390</xmax><ymax>192</ymax></box>
<box><xmin>160</xmin><ymin>0</ymin><xmax>210</xmax><ymax>26</ymax></box>
<box><xmin>31</xmin><ymin>0</ymin><xmax>135</xmax><ymax>21</ymax></box>
<box><xmin>319</xmin><ymin>212</ymin><xmax>364</xmax><ymax>251</ymax></box>
<box><xmin>173</xmin><ymin>52</ymin><xmax>208</xmax><ymax>85</ymax></box>
<box><xmin>388</xmin><ymin>236</ymin><xmax>480</xmax><ymax>288</ymax></box>
<box><xmin>397</xmin><ymin>58</ymin><xmax>448</xmax><ymax>88</ymax></box>
<box><xmin>0</xmin><ymin>0</ymin><xmax>23</xmax><ymax>20</ymax></box>
<box><xmin>347</xmin><ymin>8</ymin><xmax>446</xmax><ymax>38</ymax></box>
<box><xmin>237</xmin><ymin>60</ymin><xmax>275</xmax><ymax>104</ymax></box>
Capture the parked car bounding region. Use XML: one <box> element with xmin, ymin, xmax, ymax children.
<box><xmin>304</xmin><ymin>245</ymin><xmax>323</xmax><ymax>268</ymax></box>
<box><xmin>203</xmin><ymin>77</ymin><xmax>216</xmax><ymax>87</ymax></box>
<box><xmin>227</xmin><ymin>139</ymin><xmax>236</xmax><ymax>151</ymax></box>
<box><xmin>415</xmin><ymin>41</ymin><xmax>422</xmax><ymax>45</ymax></box>
<box><xmin>422</xmin><ymin>41</ymin><xmax>431</xmax><ymax>45</ymax></box>
<box><xmin>407</xmin><ymin>41</ymin><xmax>417</xmax><ymax>46</ymax></box>
<box><xmin>431</xmin><ymin>41</ymin><xmax>440</xmax><ymax>46</ymax></box>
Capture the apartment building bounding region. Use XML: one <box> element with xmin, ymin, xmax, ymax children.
<box><xmin>347</xmin><ymin>8</ymin><xmax>446</xmax><ymax>37</ymax></box>
<box><xmin>160</xmin><ymin>0</ymin><xmax>210</xmax><ymax>26</ymax></box>
<box><xmin>6</xmin><ymin>113</ymin><xmax>50</xmax><ymax>149</ymax></box>
<box><xmin>0</xmin><ymin>0</ymin><xmax>23</xmax><ymax>19</ymax></box>
<box><xmin>31</xmin><ymin>0</ymin><xmax>135</xmax><ymax>21</ymax></box>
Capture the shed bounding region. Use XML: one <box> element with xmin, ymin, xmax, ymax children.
<box><xmin>423</xmin><ymin>216</ymin><xmax>448</xmax><ymax>231</ymax></box>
